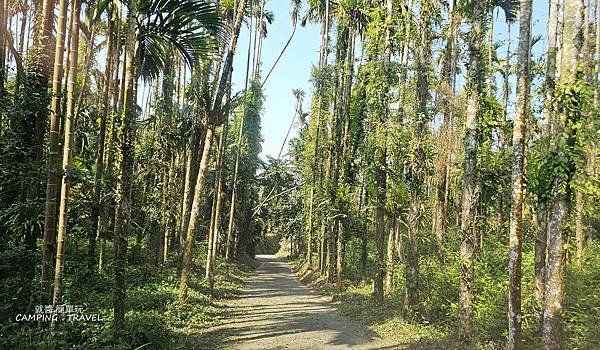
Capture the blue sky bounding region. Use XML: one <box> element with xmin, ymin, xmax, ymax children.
<box><xmin>229</xmin><ymin>0</ymin><xmax>551</xmax><ymax>159</ymax></box>
<box><xmin>231</xmin><ymin>1</ymin><xmax>320</xmax><ymax>160</ymax></box>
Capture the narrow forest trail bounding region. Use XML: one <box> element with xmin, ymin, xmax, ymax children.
<box><xmin>214</xmin><ymin>255</ymin><xmax>400</xmax><ymax>350</ymax></box>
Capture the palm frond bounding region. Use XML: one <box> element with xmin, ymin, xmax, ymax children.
<box><xmin>493</xmin><ymin>0</ymin><xmax>519</xmax><ymax>23</ymax></box>
<box><xmin>136</xmin><ymin>0</ymin><xmax>223</xmax><ymax>80</ymax></box>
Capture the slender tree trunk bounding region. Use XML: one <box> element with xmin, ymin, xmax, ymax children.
<box><xmin>41</xmin><ymin>0</ymin><xmax>69</xmax><ymax>305</ymax></box>
<box><xmin>507</xmin><ymin>0</ymin><xmax>532</xmax><ymax>347</ymax></box>
<box><xmin>99</xmin><ymin>19</ymin><xmax>122</xmax><ymax>273</ymax></box>
<box><xmin>113</xmin><ymin>0</ymin><xmax>137</xmax><ymax>332</ymax></box>
<box><xmin>385</xmin><ymin>217</ymin><xmax>395</xmax><ymax>291</ymax></box>
<box><xmin>543</xmin><ymin>0</ymin><xmax>583</xmax><ymax>347</ymax></box>
<box><xmin>308</xmin><ymin>0</ymin><xmax>331</xmax><ymax>271</ymax></box>
<box><xmin>405</xmin><ymin>197</ymin><xmax>420</xmax><ymax>314</ymax></box>
<box><xmin>458</xmin><ymin>0</ymin><xmax>485</xmax><ymax>336</ymax></box>
<box><xmin>25</xmin><ymin>0</ymin><xmax>55</xmax><ymax>211</ymax></box>
<box><xmin>179</xmin><ymin>127</ymin><xmax>214</xmax><ymax>302</ymax></box>
<box><xmin>163</xmin><ymin>158</ymin><xmax>175</xmax><ymax>264</ymax></box>
<box><xmin>534</xmin><ymin>205</ymin><xmax>547</xmax><ymax>304</ymax></box>
<box><xmin>91</xmin><ymin>6</ymin><xmax>115</xmax><ymax>271</ymax></box>
<box><xmin>503</xmin><ymin>24</ymin><xmax>512</xmax><ymax>148</ymax></box>
<box><xmin>252</xmin><ymin>0</ymin><xmax>265</xmax><ymax>78</ymax></box>
<box><xmin>261</xmin><ymin>22</ymin><xmax>296</xmax><ymax>87</ymax></box>
<box><xmin>575</xmin><ymin>0</ymin><xmax>592</xmax><ymax>265</ymax></box>
<box><xmin>179</xmin><ymin>0</ymin><xmax>247</xmax><ymax>301</ymax></box>
<box><xmin>326</xmin><ymin>221</ymin><xmax>338</xmax><ymax>283</ymax></box>
<box><xmin>319</xmin><ymin>223</ymin><xmax>327</xmax><ymax>276</ymax></box>
<box><xmin>395</xmin><ymin>218</ymin><xmax>405</xmax><ymax>263</ymax></box>
<box><xmin>74</xmin><ymin>15</ymin><xmax>96</xmax><ymax>117</ymax></box>
<box><xmin>359</xmin><ymin>233</ymin><xmax>368</xmax><ymax>279</ymax></box>
<box><xmin>180</xmin><ymin>126</ymin><xmax>201</xmax><ymax>250</ymax></box>
<box><xmin>18</xmin><ymin>6</ymin><xmax>26</xmax><ymax>56</ymax></box>
<box><xmin>405</xmin><ymin>0</ymin><xmax>432</xmax><ymax>315</ymax></box>
<box><xmin>534</xmin><ymin>0</ymin><xmax>560</xmax><ymax>308</ymax></box>
<box><xmin>486</xmin><ymin>11</ymin><xmax>494</xmax><ymax>94</ymax></box>
<box><xmin>543</xmin><ymin>0</ymin><xmax>560</xmax><ymax>134</ymax></box>
<box><xmin>574</xmin><ymin>191</ymin><xmax>584</xmax><ymax>264</ymax></box>
<box><xmin>397</xmin><ymin>0</ymin><xmax>413</xmax><ymax>111</ymax></box>
<box><xmin>543</xmin><ymin>195</ymin><xmax>568</xmax><ymax>350</ymax></box>
<box><xmin>206</xmin><ymin>117</ymin><xmax>229</xmax><ymax>290</ymax></box>
<box><xmin>373</xmin><ymin>0</ymin><xmax>393</xmax><ymax>307</ymax></box>
<box><xmin>226</xmin><ymin>8</ymin><xmax>254</xmax><ymax>261</ymax></box>
<box><xmin>373</xmin><ymin>142</ymin><xmax>387</xmax><ymax>306</ymax></box>
<box><xmin>433</xmin><ymin>0</ymin><xmax>458</xmax><ymax>263</ymax></box>
<box><xmin>324</xmin><ymin>24</ymin><xmax>348</xmax><ymax>285</ymax></box>
<box><xmin>212</xmin><ymin>89</ymin><xmax>231</xmax><ymax>260</ymax></box>
<box><xmin>51</xmin><ymin>0</ymin><xmax>81</xmax><ymax>330</ymax></box>
<box><xmin>335</xmin><ymin>25</ymin><xmax>355</xmax><ymax>293</ymax></box>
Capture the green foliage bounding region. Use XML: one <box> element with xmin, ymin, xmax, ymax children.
<box><xmin>528</xmin><ymin>71</ymin><xmax>594</xmax><ymax>201</ymax></box>
<box><xmin>136</xmin><ymin>0</ymin><xmax>222</xmax><ymax>80</ymax></box>
<box><xmin>0</xmin><ymin>240</ymin><xmax>249</xmax><ymax>349</ymax></box>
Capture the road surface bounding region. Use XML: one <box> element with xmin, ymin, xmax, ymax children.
<box><xmin>216</xmin><ymin>254</ymin><xmax>399</xmax><ymax>350</ymax></box>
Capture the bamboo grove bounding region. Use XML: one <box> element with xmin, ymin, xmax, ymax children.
<box><xmin>0</xmin><ymin>0</ymin><xmax>598</xmax><ymax>348</ymax></box>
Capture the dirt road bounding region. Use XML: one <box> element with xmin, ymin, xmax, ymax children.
<box><xmin>218</xmin><ymin>254</ymin><xmax>399</xmax><ymax>350</ymax></box>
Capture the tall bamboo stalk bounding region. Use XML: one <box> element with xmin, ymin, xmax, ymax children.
<box><xmin>51</xmin><ymin>0</ymin><xmax>81</xmax><ymax>330</ymax></box>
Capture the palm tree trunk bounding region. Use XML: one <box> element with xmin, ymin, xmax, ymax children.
<box><xmin>98</xmin><ymin>13</ymin><xmax>121</xmax><ymax>273</ymax></box>
<box><xmin>458</xmin><ymin>0</ymin><xmax>485</xmax><ymax>336</ymax></box>
<box><xmin>179</xmin><ymin>126</ymin><xmax>214</xmax><ymax>302</ymax></box>
<box><xmin>206</xmin><ymin>117</ymin><xmax>229</xmax><ymax>289</ymax></box>
<box><xmin>51</xmin><ymin>0</ymin><xmax>81</xmax><ymax>330</ymax></box>
<box><xmin>433</xmin><ymin>0</ymin><xmax>459</xmax><ymax>263</ymax></box>
<box><xmin>113</xmin><ymin>0</ymin><xmax>137</xmax><ymax>332</ymax></box>
<box><xmin>543</xmin><ymin>0</ymin><xmax>560</xmax><ymax>133</ymax></box>
<box><xmin>25</xmin><ymin>0</ymin><xmax>55</xmax><ymax>208</ymax></box>
<box><xmin>226</xmin><ymin>5</ymin><xmax>254</xmax><ymax>261</ymax></box>
<box><xmin>163</xmin><ymin>158</ymin><xmax>175</xmax><ymax>264</ymax></box>
<box><xmin>91</xmin><ymin>6</ymin><xmax>115</xmax><ymax>272</ymax></box>
<box><xmin>507</xmin><ymin>0</ymin><xmax>532</xmax><ymax>347</ymax></box>
<box><xmin>405</xmin><ymin>0</ymin><xmax>432</xmax><ymax>314</ymax></box>
<box><xmin>574</xmin><ymin>191</ymin><xmax>584</xmax><ymax>264</ymax></box>
<box><xmin>18</xmin><ymin>5</ymin><xmax>26</xmax><ymax>56</ymax></box>
<box><xmin>261</xmin><ymin>22</ymin><xmax>296</xmax><ymax>88</ymax></box>
<box><xmin>575</xmin><ymin>0</ymin><xmax>592</xmax><ymax>265</ymax></box>
<box><xmin>74</xmin><ymin>14</ymin><xmax>96</xmax><ymax>116</ymax></box>
<box><xmin>385</xmin><ymin>217</ymin><xmax>395</xmax><ymax>291</ymax></box>
<box><xmin>179</xmin><ymin>125</ymin><xmax>202</xmax><ymax>250</ymax></box>
<box><xmin>486</xmin><ymin>10</ymin><xmax>494</xmax><ymax>94</ymax></box>
<box><xmin>534</xmin><ymin>204</ymin><xmax>547</xmax><ymax>304</ymax></box>
<box><xmin>336</xmin><ymin>26</ymin><xmax>355</xmax><ymax>293</ymax></box>
<box><xmin>324</xmin><ymin>24</ymin><xmax>348</xmax><ymax>285</ymax></box>
<box><xmin>373</xmin><ymin>0</ymin><xmax>393</xmax><ymax>306</ymax></box>
<box><xmin>41</xmin><ymin>0</ymin><xmax>69</xmax><ymax>305</ymax></box>
<box><xmin>179</xmin><ymin>0</ymin><xmax>248</xmax><ymax>301</ymax></box>
<box><xmin>534</xmin><ymin>0</ymin><xmax>560</xmax><ymax>309</ymax></box>
<box><xmin>543</xmin><ymin>0</ymin><xmax>583</xmax><ymax>347</ymax></box>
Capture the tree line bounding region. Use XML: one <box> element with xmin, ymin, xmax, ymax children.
<box><xmin>0</xmin><ymin>0</ymin><xmax>284</xmax><ymax>342</ymax></box>
<box><xmin>259</xmin><ymin>0</ymin><xmax>599</xmax><ymax>349</ymax></box>
<box><xmin>0</xmin><ymin>0</ymin><xmax>599</xmax><ymax>349</ymax></box>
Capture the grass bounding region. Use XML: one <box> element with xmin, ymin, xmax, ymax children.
<box><xmin>288</xmin><ymin>238</ymin><xmax>600</xmax><ymax>350</ymax></box>
<box><xmin>291</xmin><ymin>259</ymin><xmax>469</xmax><ymax>349</ymax></box>
<box><xmin>0</xmin><ymin>238</ymin><xmax>258</xmax><ymax>350</ymax></box>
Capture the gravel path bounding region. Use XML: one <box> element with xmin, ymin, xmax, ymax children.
<box><xmin>218</xmin><ymin>254</ymin><xmax>399</xmax><ymax>350</ymax></box>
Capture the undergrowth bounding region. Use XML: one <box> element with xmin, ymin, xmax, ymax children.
<box><xmin>290</xmin><ymin>238</ymin><xmax>600</xmax><ymax>350</ymax></box>
<box><xmin>0</xmin><ymin>237</ymin><xmax>257</xmax><ymax>350</ymax></box>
